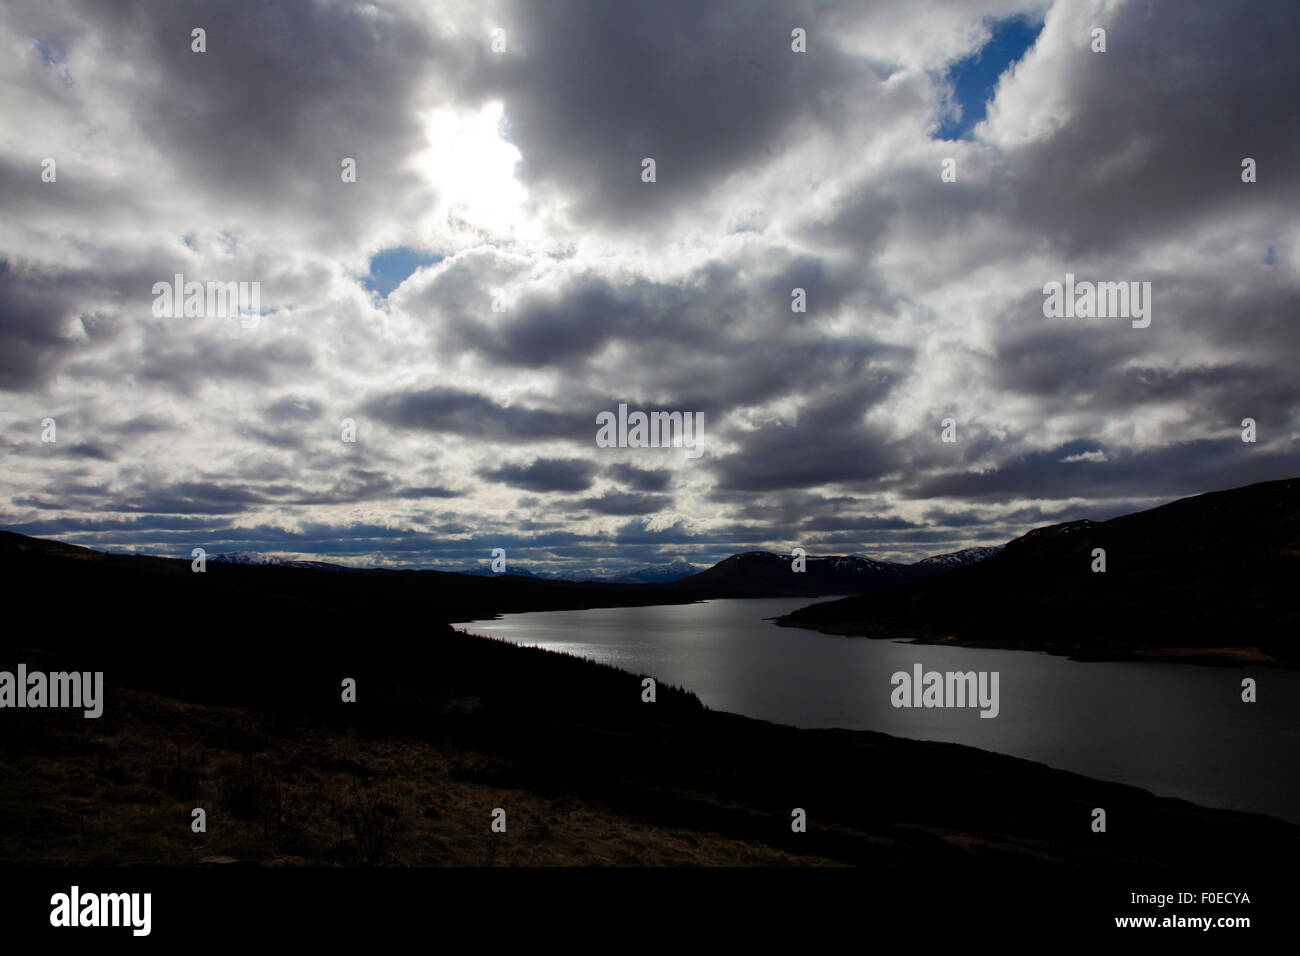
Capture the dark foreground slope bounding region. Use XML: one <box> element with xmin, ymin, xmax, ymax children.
<box><xmin>778</xmin><ymin>477</ymin><xmax>1300</xmax><ymax>665</ymax></box>
<box><xmin>1</xmin><ymin>531</ymin><xmax>1296</xmax><ymax>868</ymax></box>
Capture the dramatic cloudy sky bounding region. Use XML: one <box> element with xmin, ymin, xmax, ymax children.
<box><xmin>1</xmin><ymin>0</ymin><xmax>1297</xmax><ymax>571</ymax></box>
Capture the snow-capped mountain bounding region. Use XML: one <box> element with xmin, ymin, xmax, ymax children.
<box><xmin>912</xmin><ymin>545</ymin><xmax>1005</xmax><ymax>569</ymax></box>
<box><xmin>210</xmin><ymin>551</ymin><xmax>347</xmax><ymax>570</ymax></box>
<box><xmin>211</xmin><ymin>550</ymin><xmax>281</xmax><ymax>565</ymax></box>
<box><xmin>612</xmin><ymin>559</ymin><xmax>704</xmax><ymax>584</ymax></box>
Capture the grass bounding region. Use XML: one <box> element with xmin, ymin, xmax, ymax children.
<box><xmin>0</xmin><ymin>686</ymin><xmax>834</xmax><ymax>867</ymax></box>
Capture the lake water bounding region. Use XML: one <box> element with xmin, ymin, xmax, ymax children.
<box><xmin>465</xmin><ymin>596</ymin><xmax>1300</xmax><ymax>824</ymax></box>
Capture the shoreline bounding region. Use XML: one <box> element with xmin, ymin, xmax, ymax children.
<box><xmin>774</xmin><ymin>619</ymin><xmax>1292</xmax><ymax>668</ymax></box>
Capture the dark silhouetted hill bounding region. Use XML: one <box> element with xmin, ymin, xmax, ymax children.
<box><xmin>779</xmin><ymin>477</ymin><xmax>1300</xmax><ymax>665</ymax></box>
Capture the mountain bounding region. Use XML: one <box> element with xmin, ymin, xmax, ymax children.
<box><xmin>612</xmin><ymin>558</ymin><xmax>704</xmax><ymax>584</ymax></box>
<box><xmin>668</xmin><ymin>547</ymin><xmax>1000</xmax><ymax>598</ymax></box>
<box><xmin>455</xmin><ymin>565</ymin><xmax>542</xmax><ymax>578</ymax></box>
<box><xmin>454</xmin><ymin>559</ymin><xmax>703</xmax><ymax>583</ymax></box>
<box><xmin>549</xmin><ymin>569</ymin><xmax>618</xmax><ymax>582</ymax></box>
<box><xmin>2</xmin><ymin>532</ymin><xmax>999</xmax><ymax>600</ymax></box>
<box><xmin>442</xmin><ymin>548</ymin><xmax>999</xmax><ymax>595</ymax></box>
<box><xmin>211</xmin><ymin>550</ymin><xmax>281</xmax><ymax>565</ymax></box>
<box><xmin>672</xmin><ymin>551</ymin><xmax>909</xmax><ymax>597</ymax></box>
<box><xmin>778</xmin><ymin>477</ymin><xmax>1300</xmax><ymax>665</ymax></box>
<box><xmin>454</xmin><ymin>566</ymin><xmax>619</xmax><ymax>581</ymax></box>
<box><xmin>211</xmin><ymin>550</ymin><xmax>349</xmax><ymax>571</ymax></box>
<box><xmin>912</xmin><ymin>545</ymin><xmax>1005</xmax><ymax>569</ymax></box>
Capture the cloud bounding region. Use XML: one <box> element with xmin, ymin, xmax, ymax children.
<box><xmin>364</xmin><ymin>386</ymin><xmax>582</xmax><ymax>442</ymax></box>
<box><xmin>605</xmin><ymin>463</ymin><xmax>672</xmax><ymax>492</ymax></box>
<box><xmin>0</xmin><ymin>0</ymin><xmax>1295</xmax><ymax>568</ymax></box>
<box><xmin>575</xmin><ymin>490</ymin><xmax>673</xmax><ymax>516</ymax></box>
<box><xmin>478</xmin><ymin>457</ymin><xmax>598</xmax><ymax>493</ymax></box>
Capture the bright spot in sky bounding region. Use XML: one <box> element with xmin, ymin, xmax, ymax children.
<box><xmin>413</xmin><ymin>100</ymin><xmax>526</xmax><ymax>234</ymax></box>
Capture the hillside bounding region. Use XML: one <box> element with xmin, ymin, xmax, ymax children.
<box><xmin>0</xmin><ymin>525</ymin><xmax>1295</xmax><ymax>870</ymax></box>
<box><xmin>778</xmin><ymin>478</ymin><xmax>1300</xmax><ymax>665</ymax></box>
<box><xmin>0</xmin><ymin>531</ymin><xmax>706</xmax><ymax>629</ymax></box>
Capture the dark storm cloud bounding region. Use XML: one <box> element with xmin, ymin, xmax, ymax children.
<box><xmin>243</xmin><ymin>469</ymin><xmax>465</xmax><ymax>506</ymax></box>
<box><xmin>799</xmin><ymin>514</ymin><xmax>921</xmax><ymax>531</ymax></box>
<box><xmin>106</xmin><ymin>481</ymin><xmax>272</xmax><ymax>515</ymax></box>
<box><xmin>709</xmin><ymin>380</ymin><xmax>908</xmax><ymax>492</ymax></box>
<box><xmin>0</xmin><ymin>260</ymin><xmax>75</xmax><ymax>391</ymax></box>
<box><xmin>478</xmin><ymin>458</ymin><xmax>597</xmax><ymax>493</ymax></box>
<box><xmin>429</xmin><ymin>247</ymin><xmax>885</xmax><ymax>414</ymax></box>
<box><xmin>112</xmin><ymin>414</ymin><xmax>179</xmax><ymax>435</ymax></box>
<box><xmin>364</xmin><ymin>387</ymin><xmax>583</xmax><ymax>443</ymax></box>
<box><xmin>53</xmin><ymin>0</ymin><xmax>457</xmax><ymax>246</ymax></box>
<box><xmin>429</xmin><ymin>263</ymin><xmax>727</xmax><ymax>371</ymax></box>
<box><xmin>909</xmin><ymin>438</ymin><xmax>1300</xmax><ymax>502</ymax></box>
<box><xmin>805</xmin><ymin>527</ymin><xmax>975</xmax><ymax>548</ymax></box>
<box><xmin>1001</xmin><ymin>1</ymin><xmax>1300</xmax><ymax>259</ymax></box>
<box><xmin>488</xmin><ymin>0</ymin><xmax>893</xmax><ymax>231</ymax></box>
<box><xmin>239</xmin><ymin>425</ymin><xmax>313</xmax><ymax>452</ymax></box>
<box><xmin>989</xmin><ymin>278</ymin><xmax>1300</xmax><ymax>422</ymax></box>
<box><xmin>922</xmin><ymin>505</ymin><xmax>989</xmax><ymax>527</ymax></box>
<box><xmin>759</xmin><ymin>255</ymin><xmax>864</xmax><ymax>317</ymax></box>
<box><xmin>65</xmin><ymin>442</ymin><xmax>115</xmax><ymax>461</ymax></box>
<box><xmin>449</xmin><ymin>276</ymin><xmax>628</xmax><ymax>369</ymax></box>
<box><xmin>656</xmin><ymin>338</ymin><xmax>913</xmax><ymax>447</ymax></box>
<box><xmin>0</xmin><ymin>258</ymin><xmax>137</xmax><ymax>391</ymax></box>
<box><xmin>605</xmin><ymin>463</ymin><xmax>672</xmax><ymax>492</ymax></box>
<box><xmin>10</xmin><ymin>467</ymin><xmax>466</xmax><ymax>517</ymax></box>
<box><xmin>2</xmin><ymin>514</ymin><xmax>221</xmax><ymax>534</ymax></box>
<box><xmin>574</xmin><ymin>490</ymin><xmax>672</xmax><ymax>516</ymax></box>
<box><xmin>711</xmin><ymin>490</ymin><xmax>888</xmax><ymax>520</ymax></box>
<box><xmin>393</xmin><ymin>485</ymin><xmax>464</xmax><ymax>500</ymax></box>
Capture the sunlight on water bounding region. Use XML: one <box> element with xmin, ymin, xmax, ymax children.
<box><xmin>467</xmin><ymin>596</ymin><xmax>1300</xmax><ymax>824</ymax></box>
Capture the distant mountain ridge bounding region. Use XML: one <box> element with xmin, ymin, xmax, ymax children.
<box><xmin>612</xmin><ymin>558</ymin><xmax>706</xmax><ymax>583</ymax></box>
<box><xmin>455</xmin><ymin>558</ymin><xmax>705</xmax><ymax>583</ymax></box>
<box><xmin>0</xmin><ymin>533</ymin><xmax>1000</xmax><ymax>603</ymax></box>
<box><xmin>666</xmin><ymin>545</ymin><xmax>1003</xmax><ymax>598</ymax></box>
<box><xmin>453</xmin><ymin>548</ymin><xmax>1000</xmax><ymax>596</ymax></box>
<box><xmin>0</xmin><ymin>534</ymin><xmax>1002</xmax><ymax>599</ymax></box>
<box><xmin>210</xmin><ymin>551</ymin><xmax>349</xmax><ymax>571</ymax></box>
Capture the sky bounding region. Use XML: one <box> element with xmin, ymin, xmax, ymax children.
<box><xmin>1</xmin><ymin>0</ymin><xmax>1297</xmax><ymax>572</ymax></box>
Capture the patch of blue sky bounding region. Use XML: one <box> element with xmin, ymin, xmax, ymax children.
<box><xmin>934</xmin><ymin>14</ymin><xmax>1044</xmax><ymax>141</ymax></box>
<box><xmin>362</xmin><ymin>246</ymin><xmax>443</xmax><ymax>298</ymax></box>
